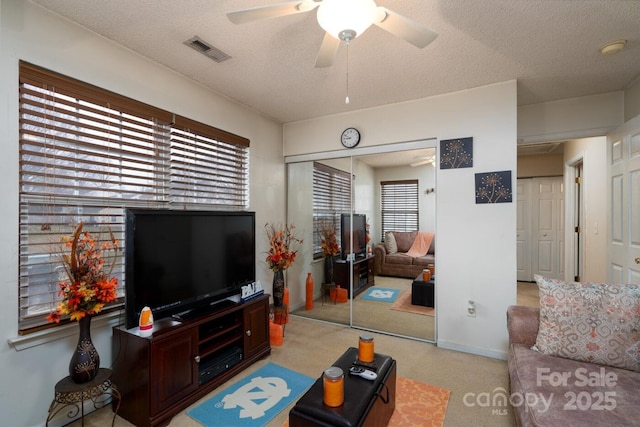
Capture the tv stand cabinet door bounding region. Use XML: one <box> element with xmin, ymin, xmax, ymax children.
<box><xmin>243</xmin><ymin>297</ymin><xmax>270</xmax><ymax>358</ymax></box>
<box><xmin>149</xmin><ymin>328</ymin><xmax>199</xmax><ymax>416</ymax></box>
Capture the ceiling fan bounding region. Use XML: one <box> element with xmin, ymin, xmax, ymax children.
<box><xmin>227</xmin><ymin>0</ymin><xmax>438</xmax><ymax>68</ymax></box>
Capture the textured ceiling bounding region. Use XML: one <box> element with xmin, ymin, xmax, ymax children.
<box><xmin>30</xmin><ymin>0</ymin><xmax>640</xmax><ymax>125</ymax></box>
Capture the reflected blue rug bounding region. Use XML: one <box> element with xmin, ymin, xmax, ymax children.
<box><xmin>187</xmin><ymin>362</ymin><xmax>314</xmax><ymax>427</ymax></box>
<box><xmin>361</xmin><ymin>287</ymin><xmax>400</xmax><ymax>303</ymax></box>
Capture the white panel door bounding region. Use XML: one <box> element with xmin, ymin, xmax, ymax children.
<box><xmin>608</xmin><ymin>115</ymin><xmax>640</xmax><ymax>284</ymax></box>
<box><xmin>517</xmin><ymin>179</ymin><xmax>532</xmax><ymax>281</ymax></box>
<box><xmin>531</xmin><ymin>177</ymin><xmax>564</xmax><ymax>280</ymax></box>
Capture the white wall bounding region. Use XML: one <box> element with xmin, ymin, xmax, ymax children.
<box><xmin>518</xmin><ymin>92</ymin><xmax>624</xmax><ymax>144</ymax></box>
<box><xmin>624</xmin><ymin>76</ymin><xmax>640</xmax><ymax>121</ymax></box>
<box><xmin>284</xmin><ymin>81</ymin><xmax>518</xmax><ymax>359</ymax></box>
<box><xmin>0</xmin><ymin>2</ymin><xmax>283</xmax><ymax>426</ymax></box>
<box><xmin>564</xmin><ymin>137</ymin><xmax>608</xmax><ymax>282</ymax></box>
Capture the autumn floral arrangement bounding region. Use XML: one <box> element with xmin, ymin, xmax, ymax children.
<box><xmin>366</xmin><ymin>220</ymin><xmax>371</xmax><ymax>245</ymax></box>
<box><xmin>319</xmin><ymin>222</ymin><xmax>340</xmax><ymax>257</ymax></box>
<box><xmin>47</xmin><ymin>222</ymin><xmax>119</xmax><ymax>323</ymax></box>
<box><xmin>265</xmin><ymin>223</ymin><xmax>303</xmax><ymax>272</ymax></box>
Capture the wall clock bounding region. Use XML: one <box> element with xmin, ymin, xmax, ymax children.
<box><xmin>341</xmin><ymin>127</ymin><xmax>360</xmax><ymax>148</ymax></box>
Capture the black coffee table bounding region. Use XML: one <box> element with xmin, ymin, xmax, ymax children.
<box><xmin>411</xmin><ymin>273</ymin><xmax>435</xmax><ymax>307</ymax></box>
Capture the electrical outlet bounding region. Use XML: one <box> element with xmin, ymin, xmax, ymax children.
<box><xmin>467</xmin><ymin>300</ymin><xmax>476</xmax><ymax>317</ymax></box>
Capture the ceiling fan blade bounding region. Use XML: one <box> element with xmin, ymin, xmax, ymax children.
<box><xmin>227</xmin><ymin>0</ymin><xmax>320</xmax><ymax>25</ymax></box>
<box><xmin>373</xmin><ymin>7</ymin><xmax>438</xmax><ymax>49</ymax></box>
<box><xmin>315</xmin><ymin>32</ymin><xmax>340</xmax><ymax>68</ymax></box>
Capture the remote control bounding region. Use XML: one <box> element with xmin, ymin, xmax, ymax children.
<box><xmin>349</xmin><ymin>366</ymin><xmax>378</xmax><ymax>380</ymax></box>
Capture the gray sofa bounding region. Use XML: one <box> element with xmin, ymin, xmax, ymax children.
<box><xmin>372</xmin><ymin>230</ymin><xmax>434</xmax><ymax>279</ymax></box>
<box><xmin>507</xmin><ymin>305</ymin><xmax>640</xmax><ymax>426</ymax></box>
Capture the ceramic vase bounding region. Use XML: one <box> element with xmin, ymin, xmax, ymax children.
<box><xmin>305</xmin><ymin>272</ymin><xmax>314</xmax><ymax>310</ymax></box>
<box><xmin>272</xmin><ymin>270</ymin><xmax>285</xmax><ymax>307</ymax></box>
<box><xmin>324</xmin><ymin>256</ymin><xmax>334</xmax><ymax>284</ymax></box>
<box><xmin>69</xmin><ymin>315</ymin><xmax>100</xmax><ymax>383</ymax></box>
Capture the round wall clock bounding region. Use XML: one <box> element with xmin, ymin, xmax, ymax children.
<box><xmin>341</xmin><ymin>127</ymin><xmax>361</xmax><ymax>148</ymax></box>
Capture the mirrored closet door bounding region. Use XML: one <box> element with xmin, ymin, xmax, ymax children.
<box><xmin>287</xmin><ymin>140</ymin><xmax>436</xmax><ymax>342</ymax></box>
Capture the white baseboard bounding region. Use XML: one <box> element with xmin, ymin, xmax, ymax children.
<box><xmin>437</xmin><ymin>339</ymin><xmax>508</xmax><ymax>360</ymax></box>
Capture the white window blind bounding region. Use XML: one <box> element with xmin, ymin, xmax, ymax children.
<box><xmin>18</xmin><ymin>62</ymin><xmax>250</xmax><ymax>332</ymax></box>
<box><xmin>312</xmin><ymin>162</ymin><xmax>352</xmax><ymax>258</ymax></box>
<box><xmin>380</xmin><ymin>180</ymin><xmax>419</xmax><ymax>239</ymax></box>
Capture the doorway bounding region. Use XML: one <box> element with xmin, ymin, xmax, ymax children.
<box><xmin>516</xmin><ymin>176</ymin><xmax>564</xmax><ymax>281</ymax></box>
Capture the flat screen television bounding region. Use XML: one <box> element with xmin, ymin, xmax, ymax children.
<box><xmin>340</xmin><ymin>213</ymin><xmax>367</xmax><ymax>260</ymax></box>
<box><xmin>124</xmin><ymin>209</ymin><xmax>255</xmax><ymax>329</ymax></box>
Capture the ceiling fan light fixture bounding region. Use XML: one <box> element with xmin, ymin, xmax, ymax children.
<box><xmin>409</xmin><ymin>156</ymin><xmax>435</xmax><ymax>167</ymax></box>
<box><xmin>317</xmin><ymin>0</ymin><xmax>378</xmax><ymax>40</ymax></box>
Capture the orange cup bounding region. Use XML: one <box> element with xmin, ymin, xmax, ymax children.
<box><xmin>422</xmin><ymin>269</ymin><xmax>431</xmax><ymax>281</ymax></box>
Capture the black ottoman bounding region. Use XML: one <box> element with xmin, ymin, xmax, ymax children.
<box><xmin>411</xmin><ymin>274</ymin><xmax>434</xmax><ymax>307</ymax></box>
<box><xmin>289</xmin><ymin>347</ymin><xmax>396</xmax><ymax>427</ymax></box>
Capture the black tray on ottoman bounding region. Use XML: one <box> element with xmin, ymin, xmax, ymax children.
<box><xmin>289</xmin><ymin>347</ymin><xmax>396</xmax><ymax>427</ymax></box>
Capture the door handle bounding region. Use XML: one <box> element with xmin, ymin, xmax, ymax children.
<box><xmin>635</xmin><ymin>257</ymin><xmax>640</xmax><ymax>264</ymax></box>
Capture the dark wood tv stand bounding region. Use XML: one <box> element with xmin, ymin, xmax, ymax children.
<box><xmin>333</xmin><ymin>255</ymin><xmax>375</xmax><ymax>298</ymax></box>
<box><xmin>111</xmin><ymin>294</ymin><xmax>271</xmax><ymax>427</ymax></box>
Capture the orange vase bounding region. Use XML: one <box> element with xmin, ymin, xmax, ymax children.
<box><xmin>305</xmin><ymin>272</ymin><xmax>314</xmax><ymax>310</ymax></box>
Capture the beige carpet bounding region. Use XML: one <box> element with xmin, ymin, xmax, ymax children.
<box><xmin>391</xmin><ymin>289</ymin><xmax>435</xmax><ymax>317</ymax></box>
<box><xmin>79</xmin><ymin>316</ymin><xmax>515</xmax><ymax>427</ymax></box>
<box><xmin>293</xmin><ymin>276</ymin><xmax>435</xmax><ymax>341</ymax></box>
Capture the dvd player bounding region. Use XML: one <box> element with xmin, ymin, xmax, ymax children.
<box><xmin>199</xmin><ymin>346</ymin><xmax>243</xmax><ymax>384</ymax></box>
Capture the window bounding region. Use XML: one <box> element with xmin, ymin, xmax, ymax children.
<box><xmin>312</xmin><ymin>162</ymin><xmax>351</xmax><ymax>258</ymax></box>
<box><xmin>380</xmin><ymin>180</ymin><xmax>419</xmax><ymax>239</ymax></box>
<box><xmin>18</xmin><ymin>62</ymin><xmax>249</xmax><ymax>332</ymax></box>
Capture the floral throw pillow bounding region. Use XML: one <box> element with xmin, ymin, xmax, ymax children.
<box><xmin>532</xmin><ymin>275</ymin><xmax>640</xmax><ymax>372</ymax></box>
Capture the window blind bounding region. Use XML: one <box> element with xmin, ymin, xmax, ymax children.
<box><xmin>380</xmin><ymin>180</ymin><xmax>419</xmax><ymax>239</ymax></box>
<box><xmin>312</xmin><ymin>162</ymin><xmax>352</xmax><ymax>258</ymax></box>
<box><xmin>170</xmin><ymin>123</ymin><xmax>249</xmax><ymax>210</ymax></box>
<box><xmin>18</xmin><ymin>61</ymin><xmax>250</xmax><ymax>332</ymax></box>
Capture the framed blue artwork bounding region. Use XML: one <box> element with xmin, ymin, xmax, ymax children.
<box><xmin>475</xmin><ymin>170</ymin><xmax>512</xmax><ymax>204</ymax></box>
<box><xmin>440</xmin><ymin>137</ymin><xmax>473</xmax><ymax>169</ymax></box>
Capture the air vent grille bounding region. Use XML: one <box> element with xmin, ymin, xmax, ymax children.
<box><xmin>184</xmin><ymin>36</ymin><xmax>231</xmax><ymax>63</ymax></box>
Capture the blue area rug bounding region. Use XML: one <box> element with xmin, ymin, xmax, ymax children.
<box><xmin>361</xmin><ymin>287</ymin><xmax>400</xmax><ymax>303</ymax></box>
<box><xmin>187</xmin><ymin>362</ymin><xmax>314</xmax><ymax>427</ymax></box>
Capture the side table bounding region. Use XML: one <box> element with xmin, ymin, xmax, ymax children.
<box><xmin>46</xmin><ymin>368</ymin><xmax>121</xmax><ymax>427</ymax></box>
<box><xmin>411</xmin><ymin>273</ymin><xmax>435</xmax><ymax>307</ymax></box>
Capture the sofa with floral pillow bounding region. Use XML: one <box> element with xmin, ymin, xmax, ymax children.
<box><xmin>507</xmin><ymin>275</ymin><xmax>640</xmax><ymax>426</ymax></box>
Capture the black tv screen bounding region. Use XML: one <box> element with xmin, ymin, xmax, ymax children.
<box><xmin>341</xmin><ymin>213</ymin><xmax>367</xmax><ymax>260</ymax></box>
<box><xmin>124</xmin><ymin>209</ymin><xmax>255</xmax><ymax>329</ymax></box>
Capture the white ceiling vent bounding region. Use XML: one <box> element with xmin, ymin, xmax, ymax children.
<box><xmin>184</xmin><ymin>36</ymin><xmax>231</xmax><ymax>63</ymax></box>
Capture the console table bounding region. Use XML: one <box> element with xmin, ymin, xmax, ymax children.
<box><xmin>112</xmin><ymin>294</ymin><xmax>270</xmax><ymax>427</ymax></box>
<box><xmin>46</xmin><ymin>368</ymin><xmax>120</xmax><ymax>426</ymax></box>
<box><xmin>333</xmin><ymin>255</ymin><xmax>375</xmax><ymax>298</ymax></box>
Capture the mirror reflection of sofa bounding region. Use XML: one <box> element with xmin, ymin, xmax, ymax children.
<box><xmin>372</xmin><ymin>231</ymin><xmax>435</xmax><ymax>278</ymax></box>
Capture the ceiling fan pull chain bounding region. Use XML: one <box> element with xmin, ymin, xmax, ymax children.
<box><xmin>345</xmin><ymin>41</ymin><xmax>350</xmax><ymax>105</ymax></box>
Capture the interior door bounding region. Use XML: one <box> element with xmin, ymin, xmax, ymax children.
<box><xmin>607</xmin><ymin>115</ymin><xmax>640</xmax><ymax>284</ymax></box>
<box><xmin>531</xmin><ymin>177</ymin><xmax>564</xmax><ymax>280</ymax></box>
<box><xmin>516</xmin><ymin>179</ymin><xmax>532</xmax><ymax>281</ymax></box>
